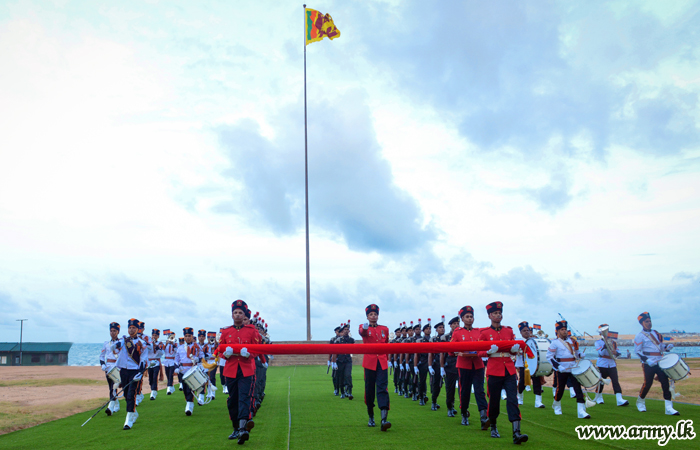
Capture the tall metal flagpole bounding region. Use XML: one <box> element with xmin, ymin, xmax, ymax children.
<box><xmin>303</xmin><ymin>4</ymin><xmax>311</xmax><ymax>341</ymax></box>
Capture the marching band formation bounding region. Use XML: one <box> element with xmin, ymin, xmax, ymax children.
<box><xmin>327</xmin><ymin>304</ymin><xmax>689</xmax><ymax>445</ymax></box>
<box><xmin>98</xmin><ymin>300</ymin><xmax>271</xmax><ymax>445</ymax></box>
<box><xmin>99</xmin><ymin>300</ymin><xmax>689</xmax><ymax>445</ymax></box>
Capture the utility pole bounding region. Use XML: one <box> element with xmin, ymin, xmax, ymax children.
<box><xmin>16</xmin><ymin>319</ymin><xmax>27</xmax><ymax>366</ymax></box>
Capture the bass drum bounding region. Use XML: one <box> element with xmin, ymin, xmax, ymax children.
<box><xmin>525</xmin><ymin>338</ymin><xmax>553</xmax><ymax>377</ymax></box>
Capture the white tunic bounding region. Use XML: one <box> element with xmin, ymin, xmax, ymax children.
<box><xmin>634</xmin><ymin>329</ymin><xmax>669</xmax><ymax>367</ymax></box>
<box><xmin>162</xmin><ymin>342</ymin><xmax>178</xmax><ymax>367</ymax></box>
<box><xmin>100</xmin><ymin>339</ymin><xmax>120</xmax><ymax>371</ymax></box>
<box><xmin>595</xmin><ymin>339</ymin><xmax>617</xmax><ymax>369</ymax></box>
<box><xmin>546</xmin><ymin>338</ymin><xmax>582</xmax><ymax>373</ymax></box>
<box><xmin>112</xmin><ymin>336</ymin><xmax>147</xmax><ymax>370</ymax></box>
<box><xmin>148</xmin><ymin>340</ymin><xmax>164</xmax><ymax>367</ymax></box>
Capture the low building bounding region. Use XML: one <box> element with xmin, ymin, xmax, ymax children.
<box><xmin>0</xmin><ymin>342</ymin><xmax>72</xmax><ymax>366</ymax></box>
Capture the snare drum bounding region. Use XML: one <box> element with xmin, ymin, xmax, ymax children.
<box><xmin>658</xmin><ymin>354</ymin><xmax>690</xmax><ymax>382</ymax></box>
<box><xmin>183</xmin><ymin>366</ymin><xmax>208</xmax><ymax>393</ymax></box>
<box><xmin>525</xmin><ymin>338</ymin><xmax>553</xmax><ymax>377</ymax></box>
<box><xmin>572</xmin><ymin>360</ymin><xmax>602</xmax><ymax>389</ymax></box>
<box><xmin>107</xmin><ymin>366</ymin><xmax>121</xmax><ymax>385</ymax></box>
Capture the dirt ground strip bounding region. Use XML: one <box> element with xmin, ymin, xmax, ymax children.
<box><xmin>1</xmin><ymin>359</ymin><xmax>698</xmax><ymax>435</ymax></box>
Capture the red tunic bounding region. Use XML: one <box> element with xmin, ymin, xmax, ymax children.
<box><xmin>478</xmin><ymin>325</ymin><xmax>517</xmax><ymax>377</ymax></box>
<box><xmin>358</xmin><ymin>324</ymin><xmax>389</xmax><ymax>370</ymax></box>
<box><xmin>218</xmin><ymin>324</ymin><xmax>262</xmax><ymax>378</ymax></box>
<box><xmin>451</xmin><ymin>327</ymin><xmax>485</xmax><ymax>370</ymax></box>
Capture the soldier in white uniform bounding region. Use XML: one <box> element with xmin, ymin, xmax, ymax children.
<box><xmin>594</xmin><ymin>324</ymin><xmax>628</xmax><ymax>406</ymax></box>
<box><xmin>634</xmin><ymin>312</ymin><xmax>678</xmax><ymax>415</ymax></box>
<box><xmin>111</xmin><ymin>318</ymin><xmax>148</xmax><ymax>430</ymax></box>
<box><xmin>99</xmin><ymin>322</ymin><xmax>121</xmax><ymax>416</ymax></box>
<box><xmin>203</xmin><ymin>331</ymin><xmax>219</xmax><ymax>400</ymax></box>
<box><xmin>162</xmin><ymin>330</ymin><xmax>178</xmax><ymax>395</ymax></box>
<box><xmin>174</xmin><ymin>327</ymin><xmax>204</xmax><ymax>416</ymax></box>
<box><xmin>148</xmin><ymin>329</ymin><xmax>164</xmax><ymax>400</ymax></box>
<box><xmin>546</xmin><ymin>320</ymin><xmax>590</xmax><ymax>419</ymax></box>
<box><xmin>515</xmin><ymin>322</ymin><xmax>545</xmax><ymax>408</ymax></box>
<box><xmin>196</xmin><ymin>329</ymin><xmax>209</xmax><ymax>406</ymax></box>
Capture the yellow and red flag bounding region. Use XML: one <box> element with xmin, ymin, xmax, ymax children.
<box><xmin>305</xmin><ymin>8</ymin><xmax>340</xmax><ymax>45</ymax></box>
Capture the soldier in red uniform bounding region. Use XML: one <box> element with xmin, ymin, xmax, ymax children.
<box><xmin>451</xmin><ymin>306</ymin><xmax>489</xmax><ymax>428</ymax></box>
<box><xmin>358</xmin><ymin>303</ymin><xmax>391</xmax><ymax>431</ymax></box>
<box><xmin>218</xmin><ymin>299</ymin><xmax>263</xmax><ymax>445</ymax></box>
<box><xmin>478</xmin><ymin>302</ymin><xmax>528</xmax><ymax>444</ymax></box>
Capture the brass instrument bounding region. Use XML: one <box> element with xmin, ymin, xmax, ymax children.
<box><xmin>598</xmin><ymin>324</ymin><xmax>617</xmax><ymax>361</ymax></box>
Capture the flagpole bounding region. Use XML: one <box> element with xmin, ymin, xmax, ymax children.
<box><xmin>303</xmin><ymin>4</ymin><xmax>311</xmax><ymax>341</ymax></box>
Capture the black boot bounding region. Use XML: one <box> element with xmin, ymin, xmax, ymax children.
<box><xmin>228</xmin><ymin>424</ymin><xmax>240</xmax><ymax>440</ymax></box>
<box><xmin>512</xmin><ymin>420</ymin><xmax>528</xmax><ymax>445</ymax></box>
<box><xmin>334</xmin><ymin>389</ymin><xmax>339</xmax><ymax>396</ymax></box>
<box><xmin>368</xmin><ymin>408</ymin><xmax>375</xmax><ymax>427</ymax></box>
<box><xmin>447</xmin><ymin>408</ymin><xmax>455</xmax><ymax>417</ymax></box>
<box><xmin>419</xmin><ymin>397</ymin><xmax>425</xmax><ymax>406</ymax></box>
<box><xmin>480</xmin><ymin>409</ymin><xmax>490</xmax><ymax>430</ymax></box>
<box><xmin>431</xmin><ymin>402</ymin><xmax>437</xmax><ymax>411</ymax></box>
<box><xmin>340</xmin><ymin>392</ymin><xmax>345</xmax><ymax>399</ymax></box>
<box><xmin>237</xmin><ymin>419</ymin><xmax>249</xmax><ymax>444</ymax></box>
<box><xmin>412</xmin><ymin>392</ymin><xmax>418</xmax><ymax>401</ymax></box>
<box><xmin>461</xmin><ymin>413</ymin><xmax>469</xmax><ymax>425</ymax></box>
<box><xmin>348</xmin><ymin>390</ymin><xmax>353</xmax><ymax>400</ymax></box>
<box><xmin>490</xmin><ymin>423</ymin><xmax>500</xmax><ymax>438</ymax></box>
<box><xmin>380</xmin><ymin>409</ymin><xmax>391</xmax><ymax>432</ymax></box>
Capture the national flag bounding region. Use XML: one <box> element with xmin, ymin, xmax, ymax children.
<box><xmin>532</xmin><ymin>324</ymin><xmax>541</xmax><ymax>330</ymax></box>
<box><xmin>305</xmin><ymin>8</ymin><xmax>340</xmax><ymax>45</ymax></box>
<box><xmin>608</xmin><ymin>331</ymin><xmax>619</xmax><ymax>340</ymax></box>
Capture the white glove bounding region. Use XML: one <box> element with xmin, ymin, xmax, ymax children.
<box><xmin>133</xmin><ymin>373</ymin><xmax>142</xmax><ymax>381</ymax></box>
<box><xmin>511</xmin><ymin>344</ymin><xmax>520</xmax><ymax>353</ymax></box>
<box><xmin>487</xmin><ymin>344</ymin><xmax>499</xmax><ymax>355</ymax></box>
<box><xmin>414</xmin><ymin>366</ymin><xmax>419</xmax><ymax>375</ymax></box>
<box><xmin>666</xmin><ymin>344</ymin><xmax>674</xmax><ymax>351</ymax></box>
<box><xmin>440</xmin><ymin>367</ymin><xmax>446</xmax><ymax>377</ymax></box>
<box><xmin>404</xmin><ymin>364</ymin><xmax>408</xmax><ymax>372</ymax></box>
<box><xmin>101</xmin><ymin>364</ymin><xmax>107</xmax><ymax>372</ymax></box>
<box><xmin>362</xmin><ymin>323</ymin><xmax>369</xmax><ymax>330</ymax></box>
<box><xmin>428</xmin><ymin>366</ymin><xmax>435</xmax><ymax>376</ymax></box>
<box><xmin>190</xmin><ymin>356</ymin><xmax>199</xmax><ymax>364</ymax></box>
<box><xmin>224</xmin><ymin>347</ymin><xmax>234</xmax><ymax>358</ymax></box>
<box><xmin>174</xmin><ymin>368</ymin><xmax>180</xmax><ymax>374</ymax></box>
<box><xmin>327</xmin><ymin>360</ymin><xmax>332</xmax><ymax>366</ymax></box>
<box><xmin>262</xmin><ymin>362</ymin><xmax>268</xmax><ymax>369</ymax></box>
<box><xmin>332</xmin><ymin>362</ymin><xmax>338</xmax><ymax>370</ymax></box>
<box><xmin>240</xmin><ymin>347</ymin><xmax>250</xmax><ymax>358</ymax></box>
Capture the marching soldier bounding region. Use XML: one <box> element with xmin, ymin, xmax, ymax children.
<box><xmin>403</xmin><ymin>323</ymin><xmax>417</xmax><ymax>400</ymax></box>
<box><xmin>203</xmin><ymin>331</ymin><xmax>219</xmax><ymax>401</ymax></box>
<box><xmin>634</xmin><ymin>312</ymin><xmax>679</xmax><ymax>415</ymax></box>
<box><xmin>547</xmin><ymin>320</ymin><xmax>589</xmax><ymax>419</ymax></box>
<box><xmin>333</xmin><ymin>323</ymin><xmax>355</xmax><ymax>399</ymax></box>
<box><xmin>253</xmin><ymin>321</ymin><xmax>269</xmax><ymax>413</ymax></box>
<box><xmin>329</xmin><ymin>326</ymin><xmax>341</xmax><ymax>395</ymax></box>
<box><xmin>99</xmin><ymin>322</ymin><xmax>121</xmax><ymax>416</ymax></box>
<box><xmin>515</xmin><ymin>322</ymin><xmax>545</xmax><ymax>408</ymax></box>
<box><xmin>390</xmin><ymin>326</ymin><xmax>402</xmax><ymax>393</ymax></box>
<box><xmin>452</xmin><ymin>306</ymin><xmax>489</xmax><ymax>428</ymax></box>
<box><xmin>358</xmin><ymin>304</ymin><xmax>391</xmax><ymax>431</ymax></box>
<box><xmin>148</xmin><ymin>329</ymin><xmax>164</xmax><ymax>400</ymax></box>
<box><xmin>111</xmin><ymin>318</ymin><xmax>148</xmax><ymax>430</ymax></box>
<box><xmin>440</xmin><ymin>317</ymin><xmax>460</xmax><ymax>417</ymax></box>
<box><xmin>218</xmin><ymin>299</ymin><xmax>263</xmax><ymax>444</ymax></box>
<box><xmin>135</xmin><ymin>321</ymin><xmax>148</xmax><ymax>406</ymax></box>
<box><xmin>196</xmin><ymin>329</ymin><xmax>209</xmax><ymax>406</ymax></box>
<box><xmin>174</xmin><ymin>327</ymin><xmax>203</xmax><ymax>416</ymax></box>
<box><xmin>162</xmin><ymin>330</ymin><xmax>178</xmax><ymax>395</ymax></box>
<box><xmin>413</xmin><ymin>321</ymin><xmax>431</xmax><ymax>406</ymax></box>
<box><xmin>218</xmin><ymin>327</ymin><xmax>228</xmax><ymax>394</ymax></box>
<box><xmin>479</xmin><ymin>302</ymin><xmax>528</xmax><ymax>444</ymax></box>
<box><xmin>594</xmin><ymin>324</ymin><xmax>628</xmax><ymax>406</ymax></box>
<box><xmin>427</xmin><ymin>318</ymin><xmax>445</xmax><ymax>411</ymax></box>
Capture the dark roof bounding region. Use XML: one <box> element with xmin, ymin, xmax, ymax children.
<box><xmin>0</xmin><ymin>342</ymin><xmax>73</xmax><ymax>352</ymax></box>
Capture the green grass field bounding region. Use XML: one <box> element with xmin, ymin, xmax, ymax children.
<box><xmin>0</xmin><ymin>365</ymin><xmax>697</xmax><ymax>449</ymax></box>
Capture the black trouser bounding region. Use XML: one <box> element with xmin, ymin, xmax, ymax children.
<box><xmin>219</xmin><ymin>365</ymin><xmax>227</xmax><ymax>386</ymax></box>
<box><xmin>177</xmin><ymin>371</ymin><xmax>183</xmax><ymax>385</ymax></box>
<box><xmin>444</xmin><ymin>368</ymin><xmax>458</xmax><ymax>409</ymax></box>
<box><xmin>517</xmin><ymin>367</ymin><xmax>542</xmax><ymax>395</ymax></box>
<box><xmin>639</xmin><ymin>364</ymin><xmax>671</xmax><ymax>400</ymax></box>
<box><xmin>119</xmin><ymin>368</ymin><xmax>139</xmax><ymax>412</ymax></box>
<box><xmin>554</xmin><ymin>371</ymin><xmax>584</xmax><ymax>403</ymax></box>
<box><xmin>430</xmin><ymin>363</ymin><xmax>442</xmax><ymax>402</ymax></box>
<box><xmin>148</xmin><ymin>364</ymin><xmax>159</xmax><ymax>391</ymax></box>
<box><xmin>338</xmin><ymin>360</ymin><xmax>353</xmax><ymax>394</ymax></box>
<box><xmin>486</xmin><ymin>372</ymin><xmax>521</xmax><ymax>425</ymax></box>
<box><xmin>364</xmin><ymin>361</ymin><xmax>390</xmax><ymax>413</ymax></box>
<box><xmin>416</xmin><ymin>362</ymin><xmax>428</xmax><ymax>399</ymax></box>
<box><xmin>183</xmin><ymin>376</ymin><xmax>195</xmax><ymax>402</ymax></box>
<box><xmin>255</xmin><ymin>365</ymin><xmax>266</xmax><ymax>401</ymax></box>
<box><xmin>393</xmin><ymin>361</ymin><xmax>400</xmax><ymax>389</ymax></box>
<box><xmin>597</xmin><ymin>366</ymin><xmax>622</xmax><ymax>394</ymax></box>
<box><xmin>105</xmin><ymin>372</ymin><xmax>117</xmax><ymax>400</ymax></box>
<box><xmin>332</xmin><ymin>367</ymin><xmax>339</xmax><ymax>391</ymax></box>
<box><xmin>165</xmin><ymin>365</ymin><xmax>176</xmax><ymax>387</ymax></box>
<box><xmin>208</xmin><ymin>365</ymin><xmax>217</xmax><ymax>388</ymax></box>
<box><xmin>458</xmin><ymin>367</ymin><xmax>488</xmax><ymax>415</ymax></box>
<box><xmin>406</xmin><ymin>360</ymin><xmax>415</xmax><ymax>393</ymax></box>
<box><xmin>226</xmin><ymin>366</ymin><xmax>255</xmax><ymax>425</ymax></box>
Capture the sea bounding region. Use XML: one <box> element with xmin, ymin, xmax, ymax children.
<box><xmin>67</xmin><ymin>343</ymin><xmax>700</xmax><ymax>366</ymax></box>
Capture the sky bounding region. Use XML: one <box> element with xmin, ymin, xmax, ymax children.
<box><xmin>1</xmin><ymin>0</ymin><xmax>699</xmax><ymax>344</ymax></box>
